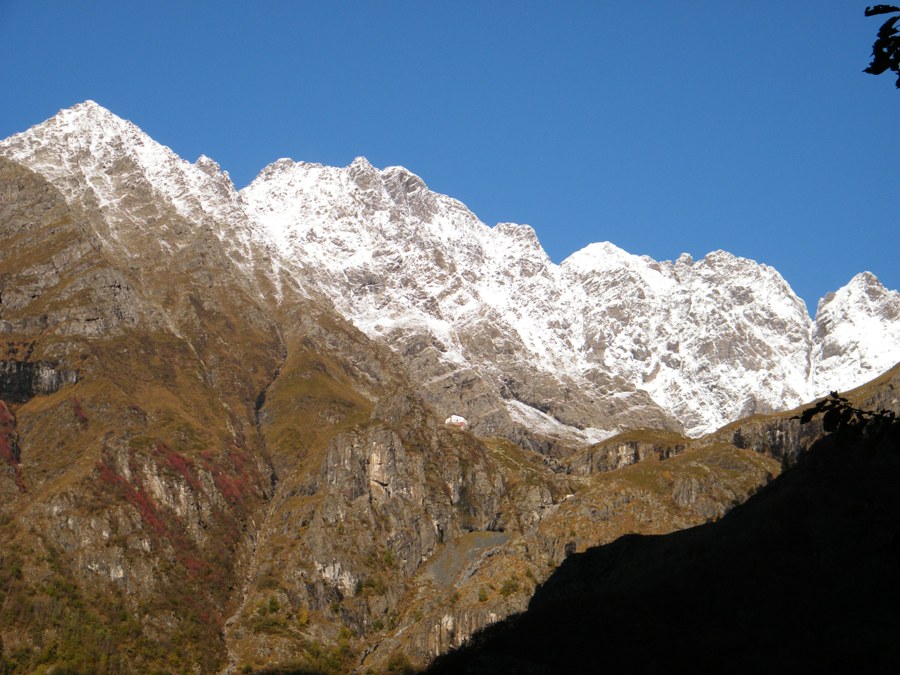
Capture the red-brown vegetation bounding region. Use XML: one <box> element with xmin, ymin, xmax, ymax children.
<box><xmin>154</xmin><ymin>441</ymin><xmax>203</xmax><ymax>491</ymax></box>
<box><xmin>95</xmin><ymin>444</ymin><xmax>249</xmax><ymax>588</ymax></box>
<box><xmin>71</xmin><ymin>397</ymin><xmax>89</xmax><ymax>428</ymax></box>
<box><xmin>0</xmin><ymin>399</ymin><xmax>26</xmax><ymax>492</ymax></box>
<box><xmin>202</xmin><ymin>444</ymin><xmax>255</xmax><ymax>505</ymax></box>
<box><xmin>97</xmin><ymin>460</ymin><xmax>166</xmax><ymax>537</ymax></box>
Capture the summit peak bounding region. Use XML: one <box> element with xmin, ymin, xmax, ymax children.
<box><xmin>71</xmin><ymin>99</ymin><xmax>105</xmax><ymax>112</ymax></box>
<box><xmin>848</xmin><ymin>270</ymin><xmax>883</xmax><ymax>289</ymax></box>
<box><xmin>49</xmin><ymin>100</ymin><xmax>132</xmax><ymax>133</ymax></box>
<box><xmin>350</xmin><ymin>156</ymin><xmax>374</xmax><ymax>169</ymax></box>
<box><xmin>0</xmin><ymin>100</ymin><xmax>150</xmax><ymax>159</ymax></box>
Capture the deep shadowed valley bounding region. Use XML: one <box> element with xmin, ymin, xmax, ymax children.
<box><xmin>426</xmin><ymin>412</ymin><xmax>900</xmax><ymax>674</ymax></box>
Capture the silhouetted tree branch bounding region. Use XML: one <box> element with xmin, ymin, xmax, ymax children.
<box><xmin>793</xmin><ymin>390</ymin><xmax>898</xmax><ymax>434</ymax></box>
<box><xmin>865</xmin><ymin>5</ymin><xmax>900</xmax><ymax>87</ymax></box>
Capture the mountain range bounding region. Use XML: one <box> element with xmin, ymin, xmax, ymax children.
<box><xmin>3</xmin><ymin>101</ymin><xmax>899</xmax><ymax>446</ymax></box>
<box><xmin>0</xmin><ymin>101</ymin><xmax>898</xmax><ymax>673</ymax></box>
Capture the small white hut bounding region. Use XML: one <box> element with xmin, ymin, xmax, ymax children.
<box><xmin>444</xmin><ymin>414</ymin><xmax>469</xmax><ymax>429</ymax></box>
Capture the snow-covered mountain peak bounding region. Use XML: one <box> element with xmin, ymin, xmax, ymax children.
<box><xmin>256</xmin><ymin>157</ymin><xmax>303</xmax><ymax>177</ymax></box>
<box><xmin>561</xmin><ymin>242</ymin><xmax>679</xmax><ymax>301</ymax></box>
<box><xmin>699</xmin><ymin>248</ymin><xmax>737</xmax><ymax>263</ymax></box>
<box><xmin>815</xmin><ymin>272</ymin><xmax>894</xmax><ymax>322</ymax></box>
<box><xmin>381</xmin><ymin>164</ymin><xmax>432</xmax><ymax>201</ymax></box>
<box><xmin>821</xmin><ymin>271</ymin><xmax>900</xmax><ymax>326</ymax></box>
<box><xmin>237</xmin><ymin>137</ymin><xmax>896</xmax><ymax>437</ymax></box>
<box><xmin>0</xmin><ymin>101</ymin><xmax>151</xmax><ymax>176</ymax></box>
<box><xmin>41</xmin><ymin>99</ymin><xmax>128</xmax><ymax>134</ymax></box>
<box><xmin>0</xmin><ymin>101</ymin><xmax>246</xmax><ymax>232</ymax></box>
<box><xmin>561</xmin><ymin>241</ymin><xmax>642</xmax><ymax>274</ymax></box>
<box><xmin>242</xmin><ymin>154</ymin><xmax>484</xmax><ymax>263</ymax></box>
<box><xmin>6</xmin><ymin>100</ymin><xmax>143</xmax><ymax>152</ymax></box>
<box><xmin>844</xmin><ymin>271</ymin><xmax>891</xmax><ymax>299</ymax></box>
<box><xmin>0</xmin><ymin>102</ymin><xmax>279</xmax><ymax>287</ymax></box>
<box><xmin>349</xmin><ymin>155</ymin><xmax>375</xmax><ymax>171</ymax></box>
<box><xmin>249</xmin><ymin>158</ymin><xmax>319</xmax><ymax>190</ymax></box>
<box><xmin>693</xmin><ymin>249</ymin><xmax>772</xmax><ymax>282</ymax></box>
<box><xmin>3</xmin><ymin>102</ymin><xmax>899</xmax><ymax>444</ymax></box>
<box><xmin>195</xmin><ymin>154</ymin><xmax>227</xmax><ymax>178</ymax></box>
<box><xmin>812</xmin><ymin>271</ymin><xmax>900</xmax><ymax>393</ymax></box>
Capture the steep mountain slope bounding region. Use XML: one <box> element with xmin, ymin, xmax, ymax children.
<box><xmin>813</xmin><ymin>271</ymin><xmax>900</xmax><ymax>392</ymax></box>
<box><xmin>5</xmin><ymin>101</ymin><xmax>900</xmax><ymax>445</ymax></box>
<box><xmin>0</xmin><ymin>101</ymin><xmax>257</xmax><ymax>256</ymax></box>
<box><xmin>559</xmin><ymin>245</ymin><xmax>814</xmax><ymax>433</ymax></box>
<box><xmin>1</xmin><ymin>102</ymin><xmax>899</xmax><ymax>673</ymax></box>
<box><xmin>426</xmin><ymin>396</ymin><xmax>900</xmax><ymax>674</ymax></box>
<box><xmin>0</xmin><ymin>155</ymin><xmax>285</xmax><ymax>671</ymax></box>
<box><xmin>241</xmin><ymin>157</ymin><xmax>679</xmax><ymax>450</ymax></box>
<box><xmin>0</xmin><ymin>153</ymin><xmax>784</xmax><ymax>673</ymax></box>
<box><xmin>238</xmin><ymin>139</ymin><xmax>900</xmax><ymax>440</ymax></box>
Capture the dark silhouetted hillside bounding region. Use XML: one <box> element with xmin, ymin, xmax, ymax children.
<box><xmin>426</xmin><ymin>422</ymin><xmax>900</xmax><ymax>674</ymax></box>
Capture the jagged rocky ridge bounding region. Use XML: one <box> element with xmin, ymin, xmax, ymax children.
<box><xmin>3</xmin><ymin>102</ymin><xmax>899</xmax><ymax>447</ymax></box>
<box><xmin>0</xmin><ymin>102</ymin><xmax>899</xmax><ymax>673</ymax></box>
<box><xmin>240</xmin><ymin>160</ymin><xmax>900</xmax><ymax>439</ymax></box>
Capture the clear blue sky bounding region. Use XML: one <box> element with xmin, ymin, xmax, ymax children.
<box><xmin>2</xmin><ymin>1</ymin><xmax>897</xmax><ymax>313</ymax></box>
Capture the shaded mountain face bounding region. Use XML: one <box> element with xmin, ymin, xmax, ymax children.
<box><xmin>0</xmin><ymin>102</ymin><xmax>898</xmax><ymax>673</ymax></box>
<box><xmin>426</xmin><ymin>413</ymin><xmax>900</xmax><ymax>675</ymax></box>
<box><xmin>427</xmin><ymin>389</ymin><xmax>900</xmax><ymax>674</ymax></box>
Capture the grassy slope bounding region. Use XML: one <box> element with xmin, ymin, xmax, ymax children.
<box><xmin>0</xmin><ymin>160</ymin><xmax>285</xmax><ymax>673</ymax></box>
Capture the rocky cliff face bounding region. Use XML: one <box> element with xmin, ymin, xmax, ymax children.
<box><xmin>0</xmin><ymin>102</ymin><xmax>898</xmax><ymax>673</ymax></box>
<box><xmin>240</xmin><ymin>156</ymin><xmax>681</xmax><ymax>450</ymax></box>
<box><xmin>425</xmin><ymin>396</ymin><xmax>900</xmax><ymax>674</ymax></box>
<box><xmin>0</xmin><ymin>155</ymin><xmax>286</xmax><ymax>671</ymax></box>
<box><xmin>238</xmin><ymin>151</ymin><xmax>899</xmax><ymax>439</ymax></box>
